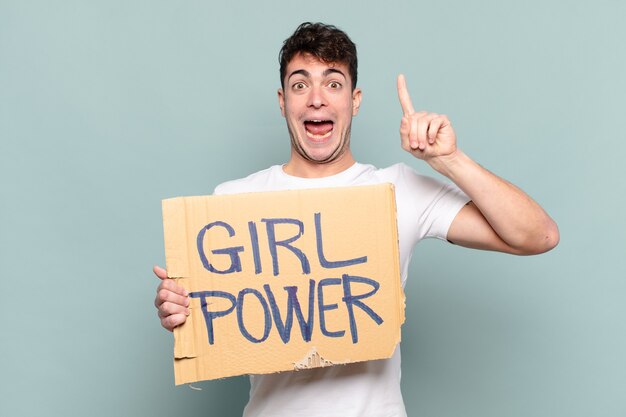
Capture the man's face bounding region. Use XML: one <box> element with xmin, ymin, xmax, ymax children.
<box><xmin>278</xmin><ymin>53</ymin><xmax>361</xmax><ymax>169</ymax></box>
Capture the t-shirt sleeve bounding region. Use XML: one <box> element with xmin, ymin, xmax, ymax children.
<box><xmin>393</xmin><ymin>163</ymin><xmax>471</xmax><ymax>242</ymax></box>
<box><xmin>212</xmin><ymin>183</ymin><xmax>223</xmax><ymax>196</ymax></box>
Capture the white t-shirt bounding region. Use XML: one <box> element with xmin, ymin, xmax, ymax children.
<box><xmin>214</xmin><ymin>162</ymin><xmax>470</xmax><ymax>417</ymax></box>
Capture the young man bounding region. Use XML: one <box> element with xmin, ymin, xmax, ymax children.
<box><xmin>154</xmin><ymin>22</ymin><xmax>559</xmax><ymax>417</ymax></box>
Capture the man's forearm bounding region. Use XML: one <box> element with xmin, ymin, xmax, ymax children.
<box><xmin>429</xmin><ymin>150</ymin><xmax>560</xmax><ymax>254</ymax></box>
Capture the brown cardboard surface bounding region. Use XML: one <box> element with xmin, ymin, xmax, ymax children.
<box><xmin>162</xmin><ymin>184</ymin><xmax>405</xmax><ymax>385</ymax></box>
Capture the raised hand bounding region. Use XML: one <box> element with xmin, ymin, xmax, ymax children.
<box><xmin>397</xmin><ymin>74</ymin><xmax>457</xmax><ymax>163</ymax></box>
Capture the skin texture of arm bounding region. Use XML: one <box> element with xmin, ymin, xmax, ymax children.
<box><xmin>397</xmin><ymin>74</ymin><xmax>559</xmax><ymax>255</ymax></box>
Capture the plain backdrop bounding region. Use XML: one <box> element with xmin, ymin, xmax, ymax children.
<box><xmin>1</xmin><ymin>1</ymin><xmax>625</xmax><ymax>416</ymax></box>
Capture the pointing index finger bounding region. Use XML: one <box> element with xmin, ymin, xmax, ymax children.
<box><xmin>397</xmin><ymin>74</ymin><xmax>415</xmax><ymax>116</ymax></box>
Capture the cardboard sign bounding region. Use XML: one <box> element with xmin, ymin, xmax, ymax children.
<box><xmin>162</xmin><ymin>184</ymin><xmax>405</xmax><ymax>385</ymax></box>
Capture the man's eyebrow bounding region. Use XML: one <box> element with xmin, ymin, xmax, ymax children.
<box><xmin>287</xmin><ymin>68</ymin><xmax>346</xmax><ymax>81</ymax></box>
<box><xmin>323</xmin><ymin>68</ymin><xmax>346</xmax><ymax>78</ymax></box>
<box><xmin>287</xmin><ymin>69</ymin><xmax>311</xmax><ymax>81</ymax></box>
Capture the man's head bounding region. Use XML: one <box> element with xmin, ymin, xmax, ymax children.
<box><xmin>277</xmin><ymin>23</ymin><xmax>362</xmax><ymax>177</ymax></box>
<box><xmin>279</xmin><ymin>22</ymin><xmax>358</xmax><ymax>91</ymax></box>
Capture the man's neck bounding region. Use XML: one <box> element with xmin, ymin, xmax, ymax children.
<box><xmin>283</xmin><ymin>151</ymin><xmax>356</xmax><ymax>178</ymax></box>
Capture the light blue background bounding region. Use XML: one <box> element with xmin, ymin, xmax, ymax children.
<box><xmin>1</xmin><ymin>1</ymin><xmax>625</xmax><ymax>416</ymax></box>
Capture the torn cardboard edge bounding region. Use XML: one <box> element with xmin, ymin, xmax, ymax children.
<box><xmin>293</xmin><ymin>346</ymin><xmax>336</xmax><ymax>370</ymax></box>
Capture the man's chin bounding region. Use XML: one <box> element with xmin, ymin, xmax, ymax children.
<box><xmin>290</xmin><ymin>131</ymin><xmax>348</xmax><ymax>165</ymax></box>
<box><xmin>300</xmin><ymin>144</ymin><xmax>347</xmax><ymax>164</ymax></box>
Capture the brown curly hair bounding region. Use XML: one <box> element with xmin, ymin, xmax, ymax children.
<box><xmin>279</xmin><ymin>22</ymin><xmax>358</xmax><ymax>91</ymax></box>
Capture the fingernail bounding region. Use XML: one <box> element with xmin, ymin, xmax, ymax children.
<box><xmin>186</xmin><ymin>308</ymin><xmax>191</xmax><ymax>315</ymax></box>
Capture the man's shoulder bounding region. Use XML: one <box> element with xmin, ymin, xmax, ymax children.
<box><xmin>371</xmin><ymin>162</ymin><xmax>416</xmax><ymax>183</ymax></box>
<box><xmin>213</xmin><ymin>166</ymin><xmax>279</xmax><ymax>195</ymax></box>
<box><xmin>373</xmin><ymin>162</ymin><xmax>464</xmax><ymax>200</ymax></box>
<box><xmin>377</xmin><ymin>162</ymin><xmax>411</xmax><ymax>175</ymax></box>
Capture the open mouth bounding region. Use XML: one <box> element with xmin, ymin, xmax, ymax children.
<box><xmin>304</xmin><ymin>120</ymin><xmax>334</xmax><ymax>141</ymax></box>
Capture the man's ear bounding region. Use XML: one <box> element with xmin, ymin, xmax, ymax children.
<box><xmin>352</xmin><ymin>88</ymin><xmax>362</xmax><ymax>116</ymax></box>
<box><xmin>278</xmin><ymin>88</ymin><xmax>285</xmax><ymax>117</ymax></box>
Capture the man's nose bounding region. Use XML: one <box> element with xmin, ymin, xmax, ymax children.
<box><xmin>307</xmin><ymin>86</ymin><xmax>326</xmax><ymax>108</ymax></box>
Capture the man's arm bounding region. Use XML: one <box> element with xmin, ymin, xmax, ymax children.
<box><xmin>397</xmin><ymin>74</ymin><xmax>559</xmax><ymax>255</ymax></box>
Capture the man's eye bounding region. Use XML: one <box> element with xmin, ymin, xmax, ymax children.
<box><xmin>293</xmin><ymin>82</ymin><xmax>306</xmax><ymax>90</ymax></box>
<box><xmin>329</xmin><ymin>81</ymin><xmax>341</xmax><ymax>89</ymax></box>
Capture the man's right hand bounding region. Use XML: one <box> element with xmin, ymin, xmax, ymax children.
<box><xmin>153</xmin><ymin>265</ymin><xmax>190</xmax><ymax>331</ymax></box>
